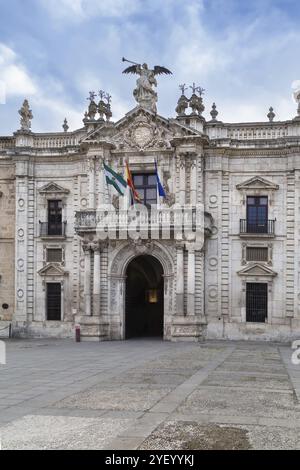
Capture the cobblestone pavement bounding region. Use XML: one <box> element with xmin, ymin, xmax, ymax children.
<box><xmin>0</xmin><ymin>338</ymin><xmax>299</xmax><ymax>450</ymax></box>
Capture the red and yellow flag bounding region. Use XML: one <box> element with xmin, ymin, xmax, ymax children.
<box><xmin>125</xmin><ymin>160</ymin><xmax>141</xmax><ymax>203</ymax></box>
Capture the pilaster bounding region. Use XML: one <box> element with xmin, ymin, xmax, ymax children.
<box><xmin>83</xmin><ymin>243</ymin><xmax>92</xmax><ymax>316</ymax></box>
<box><xmin>92</xmin><ymin>242</ymin><xmax>101</xmax><ymax>316</ymax></box>
<box><xmin>176</xmin><ymin>243</ymin><xmax>184</xmax><ymax>315</ymax></box>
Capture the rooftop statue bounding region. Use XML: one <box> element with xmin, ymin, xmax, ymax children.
<box><xmin>18</xmin><ymin>99</ymin><xmax>33</xmax><ymax>132</ymax></box>
<box><xmin>122</xmin><ymin>57</ymin><xmax>172</xmax><ymax>113</ymax></box>
<box><xmin>292</xmin><ymin>81</ymin><xmax>300</xmax><ymax>118</ymax></box>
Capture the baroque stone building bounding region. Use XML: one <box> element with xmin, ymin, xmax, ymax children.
<box><xmin>1</xmin><ymin>73</ymin><xmax>300</xmax><ymax>342</ymax></box>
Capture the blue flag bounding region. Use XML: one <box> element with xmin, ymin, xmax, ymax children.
<box><xmin>155</xmin><ymin>160</ymin><xmax>166</xmax><ymax>198</ymax></box>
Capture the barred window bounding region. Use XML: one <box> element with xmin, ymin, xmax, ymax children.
<box><xmin>47</xmin><ymin>248</ymin><xmax>62</xmax><ymax>263</ymax></box>
<box><xmin>246</xmin><ymin>247</ymin><xmax>268</xmax><ymax>262</ymax></box>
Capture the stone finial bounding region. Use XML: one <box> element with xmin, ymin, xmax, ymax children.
<box><xmin>87</xmin><ymin>91</ymin><xmax>97</xmax><ymax>102</ymax></box>
<box><xmin>62</xmin><ymin>118</ymin><xmax>69</xmax><ymax>132</ymax></box>
<box><xmin>267</xmin><ymin>107</ymin><xmax>275</xmax><ymax>122</ymax></box>
<box><xmin>210</xmin><ymin>103</ymin><xmax>218</xmax><ymax>121</ymax></box>
<box><xmin>190</xmin><ymin>83</ymin><xmax>205</xmax><ymax>96</ymax></box>
<box><xmin>176</xmin><ymin>85</ymin><xmax>189</xmax><ymax>116</ymax></box>
<box><xmin>98</xmin><ymin>90</ymin><xmax>112</xmax><ymax>122</ymax></box>
<box><xmin>104</xmin><ymin>93</ymin><xmax>112</xmax><ymax>122</ymax></box>
<box><xmin>18</xmin><ymin>99</ymin><xmax>33</xmax><ymax>132</ymax></box>
<box><xmin>188</xmin><ymin>83</ymin><xmax>205</xmax><ymax>116</ymax></box>
<box><xmin>292</xmin><ymin>81</ymin><xmax>300</xmax><ymax>120</ymax></box>
<box><xmin>87</xmin><ymin>100</ymin><xmax>97</xmax><ymax>120</ymax></box>
<box><xmin>84</xmin><ymin>90</ymin><xmax>113</xmax><ymax>124</ymax></box>
<box><xmin>189</xmin><ymin>93</ymin><xmax>205</xmax><ymax>116</ymax></box>
<box><xmin>294</xmin><ymin>95</ymin><xmax>300</xmax><ymax>120</ymax></box>
<box><xmin>179</xmin><ymin>84</ymin><xmax>188</xmax><ymax>96</ymax></box>
<box><xmin>84</xmin><ymin>91</ymin><xmax>98</xmax><ymax>121</ymax></box>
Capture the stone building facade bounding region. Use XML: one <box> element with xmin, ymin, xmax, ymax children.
<box><xmin>0</xmin><ymin>155</ymin><xmax>15</xmax><ymax>328</ymax></box>
<box><xmin>1</xmin><ymin>80</ymin><xmax>300</xmax><ymax>342</ymax></box>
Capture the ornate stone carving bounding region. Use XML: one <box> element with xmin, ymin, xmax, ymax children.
<box><xmin>176</xmin><ymin>85</ymin><xmax>189</xmax><ymax>116</ymax></box>
<box><xmin>129</xmin><ymin>238</ymin><xmax>154</xmax><ymax>255</ymax></box>
<box><xmin>122</xmin><ymin>60</ymin><xmax>172</xmax><ymax>113</ymax></box>
<box><xmin>112</xmin><ymin>194</ymin><xmax>119</xmax><ymax>210</ymax></box>
<box><xmin>62</xmin><ymin>118</ymin><xmax>69</xmax><ymax>132</ymax></box>
<box><xmin>188</xmin><ymin>84</ymin><xmax>205</xmax><ymax>116</ymax></box>
<box><xmin>82</xmin><ymin>242</ymin><xmax>91</xmax><ymax>253</ymax></box>
<box><xmin>109</xmin><ymin>241</ymin><xmax>174</xmax><ymax>277</ymax></box>
<box><xmin>114</xmin><ymin>112</ymin><xmax>173</xmax><ymax>151</ymax></box>
<box><xmin>133</xmin><ymin>124</ymin><xmax>153</xmax><ymax>148</ymax></box>
<box><xmin>18</xmin><ymin>99</ymin><xmax>33</xmax><ymax>132</ymax></box>
<box><xmin>267</xmin><ymin>107</ymin><xmax>275</xmax><ymax>122</ymax></box>
<box><xmin>210</xmin><ymin>103</ymin><xmax>218</xmax><ymax>121</ymax></box>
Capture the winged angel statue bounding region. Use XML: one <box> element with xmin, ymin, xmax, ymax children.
<box><xmin>122</xmin><ymin>58</ymin><xmax>172</xmax><ymax>113</ymax></box>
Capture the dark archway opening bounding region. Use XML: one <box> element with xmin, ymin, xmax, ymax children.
<box><xmin>125</xmin><ymin>255</ymin><xmax>164</xmax><ymax>339</ymax></box>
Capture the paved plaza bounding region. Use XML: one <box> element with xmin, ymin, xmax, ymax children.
<box><xmin>0</xmin><ymin>338</ymin><xmax>300</xmax><ymax>450</ymax></box>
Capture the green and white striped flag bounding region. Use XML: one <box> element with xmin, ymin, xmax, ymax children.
<box><xmin>103</xmin><ymin>162</ymin><xmax>127</xmax><ymax>196</ymax></box>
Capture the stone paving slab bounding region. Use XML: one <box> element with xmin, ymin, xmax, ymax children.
<box><xmin>0</xmin><ymin>414</ymin><xmax>135</xmax><ymax>450</ymax></box>
<box><xmin>138</xmin><ymin>420</ymin><xmax>300</xmax><ymax>450</ymax></box>
<box><xmin>0</xmin><ymin>339</ymin><xmax>300</xmax><ymax>449</ymax></box>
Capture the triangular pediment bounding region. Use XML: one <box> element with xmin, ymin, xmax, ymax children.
<box><xmin>238</xmin><ymin>263</ymin><xmax>277</xmax><ymax>277</ymax></box>
<box><xmin>38</xmin><ymin>263</ymin><xmax>68</xmax><ymax>276</ymax></box>
<box><xmin>39</xmin><ymin>182</ymin><xmax>70</xmax><ymax>194</ymax></box>
<box><xmin>236</xmin><ymin>176</ymin><xmax>279</xmax><ymax>191</ymax></box>
<box><xmin>80</xmin><ymin>106</ymin><xmax>200</xmax><ymax>151</ymax></box>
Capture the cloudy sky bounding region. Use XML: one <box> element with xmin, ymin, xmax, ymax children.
<box><xmin>0</xmin><ymin>0</ymin><xmax>299</xmax><ymax>134</ymax></box>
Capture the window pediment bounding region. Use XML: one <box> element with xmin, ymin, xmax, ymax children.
<box><xmin>237</xmin><ymin>263</ymin><xmax>277</xmax><ymax>277</ymax></box>
<box><xmin>38</xmin><ymin>182</ymin><xmax>70</xmax><ymax>194</ymax></box>
<box><xmin>236</xmin><ymin>176</ymin><xmax>279</xmax><ymax>191</ymax></box>
<box><xmin>38</xmin><ymin>263</ymin><xmax>68</xmax><ymax>277</ymax></box>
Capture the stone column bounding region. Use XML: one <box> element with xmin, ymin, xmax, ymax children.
<box><xmin>123</xmin><ymin>184</ymin><xmax>130</xmax><ymax>210</ymax></box>
<box><xmin>179</xmin><ymin>155</ymin><xmax>186</xmax><ymax>205</ymax></box>
<box><xmin>190</xmin><ymin>157</ymin><xmax>197</xmax><ymax>206</ymax></box>
<box><xmin>92</xmin><ymin>243</ymin><xmax>101</xmax><ymax>316</ymax></box>
<box><xmin>96</xmin><ymin>157</ymin><xmax>105</xmax><ymax>207</ymax></box>
<box><xmin>187</xmin><ymin>245</ymin><xmax>195</xmax><ymax>315</ymax></box>
<box><xmin>15</xmin><ymin>160</ymin><xmax>29</xmax><ymax>324</ymax></box>
<box><xmin>88</xmin><ymin>157</ymin><xmax>95</xmax><ymax>209</ymax></box>
<box><xmin>83</xmin><ymin>244</ymin><xmax>92</xmax><ymax>316</ymax></box>
<box><xmin>176</xmin><ymin>244</ymin><xmax>184</xmax><ymax>315</ymax></box>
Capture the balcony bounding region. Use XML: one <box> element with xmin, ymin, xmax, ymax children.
<box><xmin>240</xmin><ymin>219</ymin><xmax>275</xmax><ymax>237</ymax></box>
<box><xmin>75</xmin><ymin>208</ymin><xmax>213</xmax><ymax>241</ymax></box>
<box><xmin>39</xmin><ymin>221</ymin><xmax>67</xmax><ymax>238</ymax></box>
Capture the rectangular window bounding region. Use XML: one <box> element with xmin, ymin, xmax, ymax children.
<box><xmin>132</xmin><ymin>174</ymin><xmax>157</xmax><ymax>207</ymax></box>
<box><xmin>47</xmin><ymin>248</ymin><xmax>63</xmax><ymax>263</ymax></box>
<box><xmin>48</xmin><ymin>200</ymin><xmax>62</xmax><ymax>235</ymax></box>
<box><xmin>246</xmin><ymin>283</ymin><xmax>267</xmax><ymax>323</ymax></box>
<box><xmin>246</xmin><ymin>196</ymin><xmax>268</xmax><ymax>233</ymax></box>
<box><xmin>246</xmin><ymin>247</ymin><xmax>268</xmax><ymax>262</ymax></box>
<box><xmin>47</xmin><ymin>283</ymin><xmax>61</xmax><ymax>321</ymax></box>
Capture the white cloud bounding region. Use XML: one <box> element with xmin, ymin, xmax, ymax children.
<box><xmin>0</xmin><ymin>42</ymin><xmax>85</xmax><ymax>132</ymax></box>
<box><xmin>1</xmin><ymin>1</ymin><xmax>299</xmax><ymax>132</ymax></box>
<box><xmin>41</xmin><ymin>0</ymin><xmax>140</xmax><ymax>21</ymax></box>
<box><xmin>31</xmin><ymin>95</ymin><xmax>83</xmax><ymax>132</ymax></box>
<box><xmin>0</xmin><ymin>43</ymin><xmax>37</xmax><ymax>98</ymax></box>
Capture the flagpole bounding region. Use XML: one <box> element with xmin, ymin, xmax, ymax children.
<box><xmin>155</xmin><ymin>158</ymin><xmax>162</xmax><ymax>209</ymax></box>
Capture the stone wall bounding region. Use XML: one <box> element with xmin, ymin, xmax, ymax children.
<box><xmin>0</xmin><ymin>158</ymin><xmax>15</xmax><ymax>322</ymax></box>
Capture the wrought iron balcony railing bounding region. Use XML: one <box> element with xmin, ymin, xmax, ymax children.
<box><xmin>240</xmin><ymin>219</ymin><xmax>275</xmax><ymax>235</ymax></box>
<box><xmin>39</xmin><ymin>221</ymin><xmax>67</xmax><ymax>237</ymax></box>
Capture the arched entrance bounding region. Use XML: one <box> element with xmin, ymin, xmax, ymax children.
<box><xmin>125</xmin><ymin>255</ymin><xmax>164</xmax><ymax>338</ymax></box>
